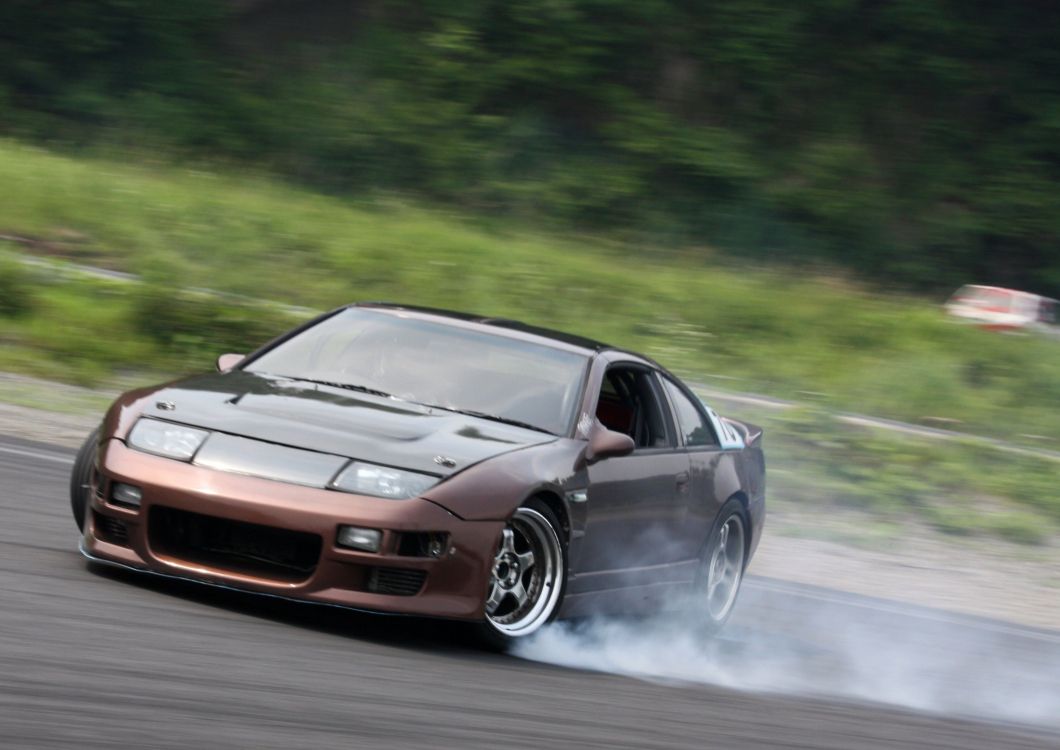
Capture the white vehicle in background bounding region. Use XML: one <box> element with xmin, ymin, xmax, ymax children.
<box><xmin>945</xmin><ymin>285</ymin><xmax>1057</xmax><ymax>333</ymax></box>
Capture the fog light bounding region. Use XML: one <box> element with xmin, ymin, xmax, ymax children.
<box><xmin>426</xmin><ymin>534</ymin><xmax>447</xmax><ymax>558</ymax></box>
<box><xmin>337</xmin><ymin>525</ymin><xmax>382</xmax><ymax>552</ymax></box>
<box><xmin>110</xmin><ymin>483</ymin><xmax>142</xmax><ymax>509</ymax></box>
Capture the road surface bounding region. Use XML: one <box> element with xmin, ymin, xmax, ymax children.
<box><xmin>0</xmin><ymin>435</ymin><xmax>1056</xmax><ymax>749</ymax></box>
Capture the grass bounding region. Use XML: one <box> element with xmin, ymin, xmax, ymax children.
<box><xmin>758</xmin><ymin>407</ymin><xmax>1059</xmax><ymax>545</ymax></box>
<box><xmin>0</xmin><ymin>268</ymin><xmax>299</xmax><ymax>385</ymax></box>
<box><xmin>3</xmin><ymin>140</ymin><xmax>1056</xmax><ymax>448</ymax></box>
<box><xmin>0</xmin><ymin>139</ymin><xmax>1057</xmax><ymax>545</ymax></box>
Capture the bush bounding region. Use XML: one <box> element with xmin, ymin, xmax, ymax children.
<box><xmin>132</xmin><ymin>286</ymin><xmax>295</xmax><ymax>359</ymax></box>
<box><xmin>0</xmin><ymin>254</ymin><xmax>35</xmax><ymax>317</ymax></box>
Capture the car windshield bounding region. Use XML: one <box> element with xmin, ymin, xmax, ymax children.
<box><xmin>245</xmin><ymin>308</ymin><xmax>589</xmax><ymax>435</ymax></box>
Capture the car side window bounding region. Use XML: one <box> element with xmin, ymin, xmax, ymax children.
<box><xmin>596</xmin><ymin>366</ymin><xmax>672</xmax><ymax>449</ymax></box>
<box><xmin>662</xmin><ymin>378</ymin><xmax>717</xmax><ymax>447</ymax></box>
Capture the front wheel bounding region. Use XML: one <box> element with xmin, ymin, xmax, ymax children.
<box><xmin>692</xmin><ymin>499</ymin><xmax>748</xmax><ymax>633</ymax></box>
<box><xmin>69</xmin><ymin>426</ymin><xmax>100</xmax><ymax>531</ymax></box>
<box><xmin>473</xmin><ymin>499</ymin><xmax>567</xmax><ymax>650</ymax></box>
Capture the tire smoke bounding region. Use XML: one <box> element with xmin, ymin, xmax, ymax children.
<box><xmin>513</xmin><ymin>580</ymin><xmax>1060</xmax><ymax>729</ymax></box>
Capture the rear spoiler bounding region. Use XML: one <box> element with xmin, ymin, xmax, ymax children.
<box><xmin>722</xmin><ymin>417</ymin><xmax>762</xmax><ymax>448</ymax></box>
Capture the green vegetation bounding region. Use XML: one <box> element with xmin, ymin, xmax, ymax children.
<box><xmin>0</xmin><ymin>265</ymin><xmax>296</xmax><ymax>385</ymax></box>
<box><xmin>3</xmin><ymin>4</ymin><xmax>1055</xmax><ymax>550</ymax></box>
<box><xmin>1</xmin><ymin>142</ymin><xmax>1056</xmax><ymax>544</ymax></box>
<box><xmin>0</xmin><ymin>253</ymin><xmax>34</xmax><ymax>317</ymax></box>
<box><xmin>764</xmin><ymin>409</ymin><xmax>1059</xmax><ymax>546</ymax></box>
<box><xmin>2</xmin><ymin>1</ymin><xmax>1058</xmax><ymax>294</ymax></box>
<box><xmin>2</xmin><ymin>140</ymin><xmax>1058</xmax><ymax>451</ymax></box>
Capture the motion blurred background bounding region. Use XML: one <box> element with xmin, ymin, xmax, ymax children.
<box><xmin>0</xmin><ymin>1</ymin><xmax>1057</xmax><ymax>621</ymax></box>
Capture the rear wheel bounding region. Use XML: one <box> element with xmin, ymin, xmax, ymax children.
<box><xmin>474</xmin><ymin>499</ymin><xmax>567</xmax><ymax>650</ymax></box>
<box><xmin>69</xmin><ymin>427</ymin><xmax>100</xmax><ymax>531</ymax></box>
<box><xmin>692</xmin><ymin>499</ymin><xmax>748</xmax><ymax>633</ymax></box>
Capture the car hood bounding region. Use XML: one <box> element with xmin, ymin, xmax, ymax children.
<box><xmin>133</xmin><ymin>371</ymin><xmax>555</xmax><ymax>477</ymax></box>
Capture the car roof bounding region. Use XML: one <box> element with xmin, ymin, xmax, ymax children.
<box><xmin>956</xmin><ymin>285</ymin><xmax>1051</xmax><ymax>301</ymax></box>
<box><xmin>351</xmin><ymin>302</ymin><xmax>614</xmax><ymax>354</ymax></box>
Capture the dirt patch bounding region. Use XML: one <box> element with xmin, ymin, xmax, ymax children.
<box><xmin>751</xmin><ymin>521</ymin><xmax>1060</xmax><ymax>630</ymax></box>
<box><xmin>0</xmin><ymin>401</ymin><xmax>100</xmax><ymax>449</ymax></box>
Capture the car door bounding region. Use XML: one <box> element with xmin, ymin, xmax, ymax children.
<box><xmin>573</xmin><ymin>364</ymin><xmax>693</xmax><ymax>590</ymax></box>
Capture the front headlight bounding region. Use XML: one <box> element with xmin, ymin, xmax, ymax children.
<box><xmin>127</xmin><ymin>418</ymin><xmax>209</xmax><ymax>461</ymax></box>
<box><xmin>331</xmin><ymin>461</ymin><xmax>438</xmax><ymax>500</ymax></box>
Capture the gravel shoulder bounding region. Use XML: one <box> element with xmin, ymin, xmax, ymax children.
<box><xmin>750</xmin><ymin>523</ymin><xmax>1060</xmax><ymax>630</ymax></box>
<box><xmin>2</xmin><ymin>371</ymin><xmax>1056</xmax><ymax>632</ymax></box>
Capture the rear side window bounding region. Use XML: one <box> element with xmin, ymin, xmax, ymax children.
<box><xmin>662</xmin><ymin>379</ymin><xmax>717</xmax><ymax>447</ymax></box>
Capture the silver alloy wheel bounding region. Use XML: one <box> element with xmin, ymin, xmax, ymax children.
<box><xmin>484</xmin><ymin>507</ymin><xmax>564</xmax><ymax>637</ymax></box>
<box><xmin>704</xmin><ymin>513</ymin><xmax>746</xmax><ymax>622</ymax></box>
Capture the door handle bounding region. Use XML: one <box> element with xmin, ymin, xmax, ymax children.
<box><xmin>675</xmin><ymin>471</ymin><xmax>690</xmax><ymax>491</ymax></box>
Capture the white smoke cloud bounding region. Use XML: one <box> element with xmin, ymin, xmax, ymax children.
<box><xmin>513</xmin><ymin>583</ymin><xmax>1060</xmax><ymax>729</ymax></box>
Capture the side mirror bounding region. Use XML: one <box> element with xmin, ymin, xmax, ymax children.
<box><xmin>216</xmin><ymin>353</ymin><xmax>245</xmax><ymax>372</ymax></box>
<box><xmin>585</xmin><ymin>423</ymin><xmax>635</xmax><ymax>464</ymax></box>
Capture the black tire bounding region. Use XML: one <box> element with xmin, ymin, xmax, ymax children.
<box><xmin>69</xmin><ymin>426</ymin><xmax>101</xmax><ymax>532</ymax></box>
<box><xmin>471</xmin><ymin>497</ymin><xmax>568</xmax><ymax>652</ymax></box>
<box><xmin>691</xmin><ymin>497</ymin><xmax>749</xmax><ymax>635</ymax></box>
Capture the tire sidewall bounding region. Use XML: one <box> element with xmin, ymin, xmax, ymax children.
<box><xmin>69</xmin><ymin>426</ymin><xmax>100</xmax><ymax>532</ymax></box>
<box><xmin>474</xmin><ymin>497</ymin><xmax>569</xmax><ymax>651</ymax></box>
<box><xmin>693</xmin><ymin>497</ymin><xmax>749</xmax><ymax>632</ymax></box>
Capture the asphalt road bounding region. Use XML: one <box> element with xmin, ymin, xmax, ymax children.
<box><xmin>1</xmin><ymin>434</ymin><xmax>1057</xmax><ymax>749</ymax></box>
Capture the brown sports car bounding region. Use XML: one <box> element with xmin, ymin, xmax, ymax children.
<box><xmin>71</xmin><ymin>303</ymin><xmax>765</xmax><ymax>648</ymax></box>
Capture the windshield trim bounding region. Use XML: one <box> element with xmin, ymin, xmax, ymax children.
<box><xmin>240</xmin><ymin>306</ymin><xmax>593</xmax><ymax>438</ymax></box>
<box><xmin>236</xmin><ymin>306</ymin><xmax>347</xmax><ymax>372</ymax></box>
<box><xmin>560</xmin><ymin>357</ymin><xmax>592</xmax><ymax>438</ymax></box>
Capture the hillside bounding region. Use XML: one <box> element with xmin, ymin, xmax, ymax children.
<box><xmin>1</xmin><ymin>141</ymin><xmax>1057</xmax><ymax>447</ymax></box>
<box><xmin>2</xmin><ymin>1</ymin><xmax>1059</xmax><ymax>294</ymax></box>
<box><xmin>1</xmin><ymin>141</ymin><xmax>1058</xmax><ymax>545</ymax></box>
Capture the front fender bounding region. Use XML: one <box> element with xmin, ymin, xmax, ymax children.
<box><xmin>423</xmin><ymin>440</ymin><xmax>587</xmax><ymax>524</ymax></box>
<box><xmin>100</xmin><ymin>384</ymin><xmax>177</xmax><ymax>441</ymax></box>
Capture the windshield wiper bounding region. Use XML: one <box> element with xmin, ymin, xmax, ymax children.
<box><xmin>283</xmin><ymin>376</ymin><xmax>392</xmax><ymax>399</ymax></box>
<box><xmin>268</xmin><ymin>375</ymin><xmax>553</xmax><ymax>434</ymax></box>
<box><xmin>417</xmin><ymin>404</ymin><xmax>555</xmax><ymax>436</ymax></box>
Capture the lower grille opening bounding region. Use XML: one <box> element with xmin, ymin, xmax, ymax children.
<box><xmin>93</xmin><ymin>511</ymin><xmax>130</xmax><ymax>547</ymax></box>
<box><xmin>368</xmin><ymin>567</ymin><xmax>427</xmax><ymax>596</ymax></box>
<box><xmin>150</xmin><ymin>506</ymin><xmax>321</xmax><ymax>583</ymax></box>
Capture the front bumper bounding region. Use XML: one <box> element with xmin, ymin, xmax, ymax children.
<box><xmin>83</xmin><ymin>439</ymin><xmax>503</xmax><ymax>620</ymax></box>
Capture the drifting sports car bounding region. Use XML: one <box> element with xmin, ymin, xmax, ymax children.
<box><xmin>71</xmin><ymin>303</ymin><xmax>766</xmax><ymax>647</ymax></box>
